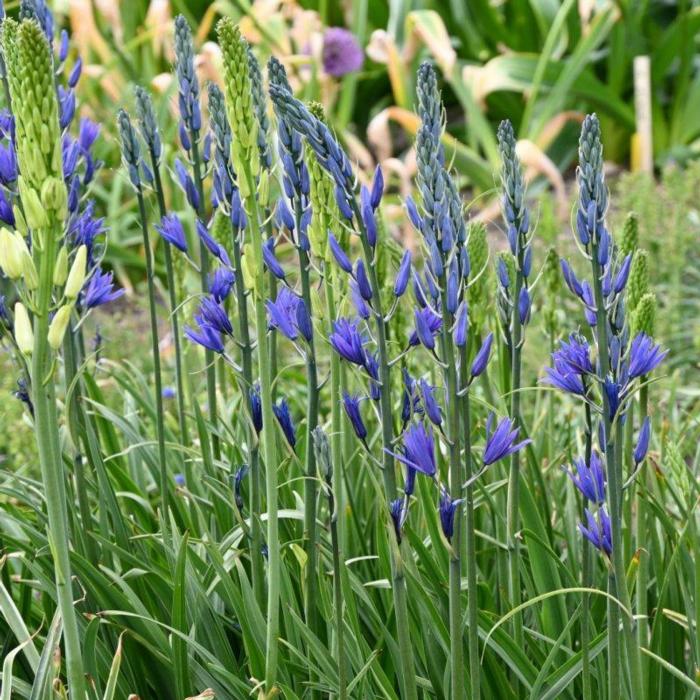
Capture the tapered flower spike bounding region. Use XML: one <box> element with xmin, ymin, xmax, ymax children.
<box><xmin>134</xmin><ymin>86</ymin><xmax>162</xmax><ymax>160</ymax></box>
<box><xmin>174</xmin><ymin>15</ymin><xmax>201</xmax><ymax>135</ymax></box>
<box><xmin>216</xmin><ymin>18</ymin><xmax>259</xmax><ymax>195</ymax></box>
<box><xmin>246</xmin><ymin>45</ymin><xmax>271</xmax><ymax>170</ymax></box>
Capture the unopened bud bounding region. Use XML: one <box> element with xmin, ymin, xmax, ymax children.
<box><xmin>48</xmin><ymin>304</ymin><xmax>72</xmax><ymax>350</ymax></box>
<box><xmin>20</xmin><ymin>248</ymin><xmax>38</xmax><ymax>290</ymax></box>
<box><xmin>65</xmin><ymin>245</ymin><xmax>87</xmax><ymax>299</ymax></box>
<box><xmin>14</xmin><ymin>302</ymin><xmax>33</xmax><ymax>354</ymax></box>
<box><xmin>0</xmin><ymin>229</ymin><xmax>22</xmax><ymax>278</ymax></box>
<box><xmin>54</xmin><ymin>246</ymin><xmax>68</xmax><ymax>286</ymax></box>
<box><xmin>258</xmin><ymin>169</ymin><xmax>270</xmax><ymax>208</ymax></box>
<box><xmin>18</xmin><ymin>178</ymin><xmax>48</xmax><ymax>230</ymax></box>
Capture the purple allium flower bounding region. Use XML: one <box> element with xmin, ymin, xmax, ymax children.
<box><xmin>273</xmin><ymin>397</ymin><xmax>296</xmax><ymax>449</ymax></box>
<box><xmin>249</xmin><ymin>383</ymin><xmax>263</xmax><ymax>433</ymax></box>
<box><xmin>579</xmin><ymin>507</ymin><xmax>612</xmax><ymax>555</ymax></box>
<box><xmin>329</xmin><ymin>318</ymin><xmax>366</xmax><ymax>366</ymax></box>
<box><xmin>634</xmin><ymin>416</ymin><xmax>651</xmax><ymax>465</ymax></box>
<box><xmin>184</xmin><ymin>318</ymin><xmax>225</xmax><ymax>354</ymax></box>
<box><xmin>439</xmin><ymin>489</ymin><xmax>463</xmax><ymax>540</ymax></box>
<box><xmin>199</xmin><ymin>296</ymin><xmax>233</xmax><ymax>336</ymax></box>
<box><xmin>322</xmin><ymin>27</ymin><xmax>364</xmax><ymax>77</ymax></box>
<box><xmin>82</xmin><ymin>269</ymin><xmax>124</xmax><ymax>309</ymax></box>
<box><xmin>394</xmin><ymin>250</ymin><xmax>412</xmax><ymax>297</ymax></box>
<box><xmin>470</xmin><ymin>333</ymin><xmax>494</xmax><ymax>380</ymax></box>
<box><xmin>393</xmin><ymin>421</ymin><xmax>437</xmax><ymax>478</ymax></box>
<box><xmin>266</xmin><ymin>287</ymin><xmax>301</xmax><ymax>341</ymax></box>
<box><xmin>329</xmin><ymin>233</ymin><xmax>353</xmax><ymax>273</ymax></box>
<box><xmin>155</xmin><ymin>213</ymin><xmax>188</xmax><ymax>253</ymax></box>
<box><xmin>208</xmin><ymin>267</ymin><xmax>235</xmax><ymax>302</ymax></box>
<box><xmin>342</xmin><ymin>392</ymin><xmax>367</xmax><ymax>441</ymax></box>
<box><xmin>628</xmin><ymin>333</ymin><xmax>667</xmax><ymax>379</ymax></box>
<box><xmin>483</xmin><ymin>414</ymin><xmax>531</xmax><ymax>465</ymax></box>
<box><xmin>564</xmin><ymin>452</ymin><xmax>606</xmax><ymax>504</ymax></box>
<box><xmin>410</xmin><ymin>307</ymin><xmax>442</xmax><ymax>348</ymax></box>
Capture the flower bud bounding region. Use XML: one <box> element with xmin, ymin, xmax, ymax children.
<box><xmin>48</xmin><ymin>304</ymin><xmax>72</xmax><ymax>350</ymax></box>
<box><xmin>65</xmin><ymin>245</ymin><xmax>87</xmax><ymax>299</ymax></box>
<box><xmin>18</xmin><ymin>178</ymin><xmax>48</xmax><ymax>230</ymax></box>
<box><xmin>14</xmin><ymin>302</ymin><xmax>33</xmax><ymax>354</ymax></box>
<box><xmin>53</xmin><ymin>246</ymin><xmax>68</xmax><ymax>286</ymax></box>
<box><xmin>0</xmin><ymin>229</ymin><xmax>23</xmax><ymax>278</ymax></box>
<box><xmin>20</xmin><ymin>248</ymin><xmax>39</xmax><ymax>290</ymax></box>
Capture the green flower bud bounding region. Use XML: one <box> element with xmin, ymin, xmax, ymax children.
<box><xmin>466</xmin><ymin>221</ymin><xmax>490</xmax><ymax>334</ymax></box>
<box><xmin>258</xmin><ymin>169</ymin><xmax>270</xmax><ymax>208</ymax></box>
<box><xmin>0</xmin><ymin>229</ymin><xmax>23</xmax><ymax>278</ymax></box>
<box><xmin>20</xmin><ymin>248</ymin><xmax>38</xmax><ymax>290</ymax></box>
<box><xmin>211</xmin><ymin>209</ymin><xmax>230</xmax><ymax>253</ymax></box>
<box><xmin>18</xmin><ymin>177</ymin><xmax>48</xmax><ymax>230</ymax></box>
<box><xmin>53</xmin><ymin>246</ymin><xmax>68</xmax><ymax>286</ymax></box>
<box><xmin>217</xmin><ymin>18</ymin><xmax>259</xmax><ymax>197</ymax></box>
<box><xmin>241</xmin><ymin>242</ymin><xmax>257</xmax><ymax>292</ymax></box>
<box><xmin>632</xmin><ymin>292</ymin><xmax>656</xmax><ymax>337</ymax></box>
<box><xmin>627</xmin><ymin>248</ymin><xmax>648</xmax><ymax>314</ymax></box>
<box><xmin>48</xmin><ymin>304</ymin><xmax>72</xmax><ymax>350</ymax></box>
<box><xmin>620</xmin><ymin>212</ymin><xmax>638</xmax><ymax>256</ymax></box>
<box><xmin>14</xmin><ymin>302</ymin><xmax>33</xmax><ymax>354</ymax></box>
<box><xmin>542</xmin><ymin>246</ymin><xmax>561</xmax><ymax>334</ymax></box>
<box><xmin>65</xmin><ymin>245</ymin><xmax>87</xmax><ymax>299</ymax></box>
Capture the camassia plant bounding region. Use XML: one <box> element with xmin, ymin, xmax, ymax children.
<box><xmin>0</xmin><ymin>9</ymin><xmax>685</xmax><ymax>700</ymax></box>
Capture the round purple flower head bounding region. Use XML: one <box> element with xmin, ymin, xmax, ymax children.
<box><xmin>323</xmin><ymin>28</ymin><xmax>364</xmax><ymax>77</ymax></box>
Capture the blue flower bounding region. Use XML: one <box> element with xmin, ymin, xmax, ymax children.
<box><xmin>329</xmin><ymin>233</ymin><xmax>353</xmax><ymax>273</ymax></box>
<box><xmin>483</xmin><ymin>415</ymin><xmax>531</xmax><ymax>465</ymax></box>
<box><xmin>454</xmin><ymin>302</ymin><xmax>469</xmax><ymax>347</ymax></box>
<box><xmin>497</xmin><ymin>257</ymin><xmax>510</xmax><ymax>289</ymax></box>
<box><xmin>197</xmin><ymin>219</ymin><xmax>230</xmax><ymax>266</ymax></box>
<box><xmin>389</xmin><ymin>497</ymin><xmax>408</xmax><ymax>543</ymax></box>
<box><xmin>329</xmin><ymin>318</ymin><xmax>366</xmax><ymax>366</ymax></box>
<box><xmin>266</xmin><ymin>287</ymin><xmax>301</xmax><ymax>341</ymax></box>
<box><xmin>185</xmin><ymin>318</ymin><xmax>225</xmax><ymax>354</ymax></box>
<box><xmin>249</xmin><ymin>384</ymin><xmax>263</xmax><ymax>433</ymax></box>
<box><xmin>13</xmin><ymin>377</ymin><xmax>33</xmax><ymax>416</ymax></box>
<box><xmin>276</xmin><ymin>196</ymin><xmax>295</xmax><ymax>230</ymax></box>
<box><xmin>394</xmin><ymin>250</ymin><xmax>412</xmax><ymax>297</ymax></box>
<box><xmin>155</xmin><ymin>213</ymin><xmax>188</xmax><ymax>253</ymax></box>
<box><xmin>579</xmin><ymin>507</ymin><xmax>612</xmax><ymax>555</ymax></box>
<box><xmin>518</xmin><ymin>286</ymin><xmax>530</xmax><ymax>324</ymax></box>
<box><xmin>613</xmin><ymin>254</ymin><xmax>632</xmax><ymax>294</ymax></box>
<box><xmin>262</xmin><ymin>238</ymin><xmax>286</xmax><ymax>280</ymax></box>
<box><xmin>628</xmin><ymin>333</ymin><xmax>667</xmax><ymax>379</ymax></box>
<box><xmin>162</xmin><ymin>386</ymin><xmax>176</xmax><ymax>399</ymax></box>
<box><xmin>234</xmin><ymin>464</ymin><xmax>249</xmax><ymax>510</ymax></box>
<box><xmin>198</xmin><ymin>296</ymin><xmax>233</xmax><ymax>336</ymax></box>
<box><xmin>410</xmin><ymin>307</ymin><xmax>441</xmax><ymax>349</ymax></box>
<box><xmin>0</xmin><ymin>188</ymin><xmax>15</xmax><ymax>226</ymax></box>
<box><xmin>634</xmin><ymin>416</ymin><xmax>651</xmax><ymax>465</ymax></box>
<box><xmin>470</xmin><ymin>333</ymin><xmax>493</xmax><ymax>380</ymax></box>
<box><xmin>564</xmin><ymin>452</ymin><xmax>606</xmax><ymax>504</ymax></box>
<box><xmin>350</xmin><ymin>278</ymin><xmax>371</xmax><ymax>319</ymax></box>
<box><xmin>602</xmin><ymin>375</ymin><xmax>622</xmax><ymax>419</ymax></box>
<box><xmin>208</xmin><ymin>267</ymin><xmax>235</xmax><ymax>302</ymax></box>
<box><xmin>354</xmin><ymin>260</ymin><xmax>373</xmax><ymax>301</ymax></box>
<box><xmin>273</xmin><ymin>398</ymin><xmax>296</xmax><ymax>449</ymax></box>
<box><xmin>393</xmin><ymin>422</ymin><xmax>437</xmax><ymax>478</ymax></box>
<box><xmin>342</xmin><ymin>392</ymin><xmax>367</xmax><ymax>441</ymax></box>
<box><xmin>418</xmin><ymin>379</ymin><xmax>442</xmax><ymax>426</ymax></box>
<box><xmin>174</xmin><ymin>158</ymin><xmax>200</xmax><ymax>210</ymax></box>
<box><xmin>82</xmin><ymin>269</ymin><xmax>124</xmax><ymax>309</ymax></box>
<box><xmin>439</xmin><ymin>489</ymin><xmax>463</xmax><ymax>540</ymax></box>
<box><xmin>175</xmin><ymin>473</ymin><xmax>186</xmax><ymax>487</ymax></box>
<box><xmin>0</xmin><ymin>142</ymin><xmax>17</xmax><ymax>184</ymax></box>
<box><xmin>370</xmin><ymin>165</ymin><xmax>384</xmax><ymax>208</ymax></box>
<box><xmin>405</xmin><ymin>196</ymin><xmax>423</xmax><ymax>230</ymax></box>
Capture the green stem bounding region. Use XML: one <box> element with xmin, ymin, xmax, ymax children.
<box><xmin>636</xmin><ymin>383</ymin><xmax>649</xmax><ymax>687</ymax></box>
<box><xmin>149</xmin><ymin>150</ymin><xmax>190</xmax><ymax>448</ymax></box>
<box><xmin>582</xmin><ymin>385</ymin><xmax>594</xmax><ymax>700</ymax></box>
<box><xmin>353</xmin><ymin>204</ymin><xmax>417</xmax><ymax>700</ymax></box>
<box><xmin>438</xmin><ymin>279</ymin><xmax>464</xmax><ymax>700</ymax></box>
<box><xmin>135</xmin><ymin>186</ymin><xmax>169</xmax><ymax>520</ymax></box>
<box><xmin>189</xmin><ymin>132</ymin><xmax>220</xmax><ymax>460</ymax></box>
<box><xmin>507</xmin><ymin>269</ymin><xmax>524</xmax><ymax>649</ymax></box>
<box><xmin>31</xmin><ymin>227</ymin><xmax>86</xmax><ymax>698</ymax></box>
<box><xmin>460</xmin><ymin>346</ymin><xmax>480</xmax><ymax>699</ymax></box>
<box><xmin>231</xmin><ymin>221</ymin><xmax>264</xmax><ymax>605</ymax></box>
<box><xmin>590</xmin><ymin>253</ymin><xmax>644</xmax><ymax>700</ymax></box>
<box><xmin>241</xmin><ymin>163</ymin><xmax>280</xmax><ymax>696</ymax></box>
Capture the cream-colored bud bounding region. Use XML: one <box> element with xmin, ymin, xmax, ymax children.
<box><xmin>0</xmin><ymin>229</ymin><xmax>23</xmax><ymax>278</ymax></box>
<box><xmin>20</xmin><ymin>248</ymin><xmax>39</xmax><ymax>290</ymax></box>
<box><xmin>14</xmin><ymin>302</ymin><xmax>34</xmax><ymax>354</ymax></box>
<box><xmin>54</xmin><ymin>246</ymin><xmax>68</xmax><ymax>286</ymax></box>
<box><xmin>48</xmin><ymin>304</ymin><xmax>72</xmax><ymax>350</ymax></box>
<box><xmin>65</xmin><ymin>245</ymin><xmax>87</xmax><ymax>299</ymax></box>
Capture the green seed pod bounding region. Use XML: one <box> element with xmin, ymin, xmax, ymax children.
<box><xmin>65</xmin><ymin>245</ymin><xmax>87</xmax><ymax>299</ymax></box>
<box><xmin>216</xmin><ymin>18</ymin><xmax>259</xmax><ymax>197</ymax></box>
<box><xmin>53</xmin><ymin>246</ymin><xmax>69</xmax><ymax>286</ymax></box>
<box><xmin>14</xmin><ymin>302</ymin><xmax>33</xmax><ymax>354</ymax></box>
<box><xmin>620</xmin><ymin>212</ymin><xmax>638</xmax><ymax>256</ymax></box>
<box><xmin>632</xmin><ymin>292</ymin><xmax>656</xmax><ymax>337</ymax></box>
<box><xmin>627</xmin><ymin>248</ymin><xmax>648</xmax><ymax>314</ymax></box>
<box><xmin>48</xmin><ymin>304</ymin><xmax>72</xmax><ymax>350</ymax></box>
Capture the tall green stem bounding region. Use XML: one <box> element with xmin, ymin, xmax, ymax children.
<box><xmin>581</xmin><ymin>393</ymin><xmax>593</xmax><ymax>700</ymax></box>
<box><xmin>636</xmin><ymin>383</ymin><xmax>649</xmax><ymax>687</ymax></box>
<box><xmin>507</xmin><ymin>268</ymin><xmax>524</xmax><ymax>648</ymax></box>
<box><xmin>354</xmin><ymin>208</ymin><xmax>417</xmax><ymax>700</ymax></box>
<box><xmin>135</xmin><ymin>187</ymin><xmax>169</xmax><ymax>520</ymax></box>
<box><xmin>590</xmin><ymin>254</ymin><xmax>644</xmax><ymax>700</ymax></box>
<box><xmin>31</xmin><ymin>228</ymin><xmax>86</xmax><ymax>699</ymax></box>
<box><xmin>241</xmin><ymin>162</ymin><xmax>280</xmax><ymax>696</ymax></box>
<box><xmin>149</xmin><ymin>150</ymin><xmax>190</xmax><ymax>448</ymax></box>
